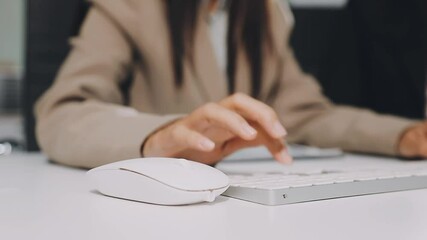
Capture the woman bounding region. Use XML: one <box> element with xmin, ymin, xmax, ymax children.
<box><xmin>35</xmin><ymin>0</ymin><xmax>426</xmax><ymax>168</ymax></box>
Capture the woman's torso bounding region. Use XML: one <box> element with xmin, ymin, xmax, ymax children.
<box><xmin>89</xmin><ymin>0</ymin><xmax>292</xmax><ymax>114</ymax></box>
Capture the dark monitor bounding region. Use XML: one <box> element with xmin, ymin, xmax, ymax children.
<box><xmin>290</xmin><ymin>0</ymin><xmax>426</xmax><ymax>119</ymax></box>
<box><xmin>23</xmin><ymin>0</ymin><xmax>90</xmax><ymax>151</ymax></box>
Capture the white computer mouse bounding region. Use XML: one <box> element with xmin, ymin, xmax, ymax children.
<box><xmin>87</xmin><ymin>157</ymin><xmax>230</xmax><ymax>205</ymax></box>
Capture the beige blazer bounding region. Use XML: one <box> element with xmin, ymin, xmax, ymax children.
<box><xmin>35</xmin><ymin>0</ymin><xmax>415</xmax><ymax>168</ymax></box>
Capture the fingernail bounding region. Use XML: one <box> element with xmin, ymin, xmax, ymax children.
<box><xmin>200</xmin><ymin>139</ymin><xmax>215</xmax><ymax>150</ymax></box>
<box><xmin>242</xmin><ymin>124</ymin><xmax>257</xmax><ymax>138</ymax></box>
<box><xmin>278</xmin><ymin>150</ymin><xmax>293</xmax><ymax>164</ymax></box>
<box><xmin>273</xmin><ymin>122</ymin><xmax>287</xmax><ymax>137</ymax></box>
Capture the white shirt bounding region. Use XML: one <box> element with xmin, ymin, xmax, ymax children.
<box><xmin>207</xmin><ymin>0</ymin><xmax>295</xmax><ymax>74</ymax></box>
<box><xmin>208</xmin><ymin>2</ymin><xmax>228</xmax><ymax>74</ymax></box>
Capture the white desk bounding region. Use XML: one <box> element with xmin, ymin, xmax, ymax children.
<box><xmin>2</xmin><ymin>153</ymin><xmax>427</xmax><ymax>240</ymax></box>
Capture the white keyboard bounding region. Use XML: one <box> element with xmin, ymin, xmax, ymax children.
<box><xmin>224</xmin><ymin>145</ymin><xmax>343</xmax><ymax>161</ymax></box>
<box><xmin>222</xmin><ymin>167</ymin><xmax>427</xmax><ymax>205</ymax></box>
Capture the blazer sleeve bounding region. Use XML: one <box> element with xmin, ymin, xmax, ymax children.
<box><xmin>35</xmin><ymin>6</ymin><xmax>181</xmax><ymax>168</ymax></box>
<box><xmin>270</xmin><ymin>1</ymin><xmax>418</xmax><ymax>156</ymax></box>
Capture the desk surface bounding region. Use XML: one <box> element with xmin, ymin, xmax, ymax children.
<box><xmin>2</xmin><ymin>153</ymin><xmax>427</xmax><ymax>240</ymax></box>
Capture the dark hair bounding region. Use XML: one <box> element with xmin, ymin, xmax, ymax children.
<box><xmin>165</xmin><ymin>0</ymin><xmax>273</xmax><ymax>97</ymax></box>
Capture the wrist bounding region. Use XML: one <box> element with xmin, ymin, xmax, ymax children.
<box><xmin>140</xmin><ymin>118</ymin><xmax>183</xmax><ymax>157</ymax></box>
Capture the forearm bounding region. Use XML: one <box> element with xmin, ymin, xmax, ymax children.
<box><xmin>287</xmin><ymin>105</ymin><xmax>418</xmax><ymax>156</ymax></box>
<box><xmin>36</xmin><ymin>100</ymin><xmax>182</xmax><ymax>168</ymax></box>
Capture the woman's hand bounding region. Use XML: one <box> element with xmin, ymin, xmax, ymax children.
<box><xmin>142</xmin><ymin>93</ymin><xmax>291</xmax><ymax>165</ymax></box>
<box><xmin>398</xmin><ymin>122</ymin><xmax>427</xmax><ymax>158</ymax></box>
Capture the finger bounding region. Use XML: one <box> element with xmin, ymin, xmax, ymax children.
<box><xmin>222</xmin><ymin>137</ymin><xmax>264</xmax><ymax>156</ymax></box>
<box><xmin>189</xmin><ymin>103</ymin><xmax>258</xmax><ymax>140</ymax></box>
<box><xmin>223</xmin><ymin>128</ymin><xmax>292</xmax><ymax>164</ymax></box>
<box><xmin>168</xmin><ymin>125</ymin><xmax>216</xmax><ymax>154</ymax></box>
<box><xmin>220</xmin><ymin>93</ymin><xmax>287</xmax><ymax>139</ymax></box>
<box><xmin>202</xmin><ymin>126</ymin><xmax>235</xmax><ymax>143</ymax></box>
<box><xmin>257</xmin><ymin>129</ymin><xmax>292</xmax><ymax>164</ymax></box>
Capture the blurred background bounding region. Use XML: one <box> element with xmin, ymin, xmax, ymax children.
<box><xmin>0</xmin><ymin>0</ymin><xmax>425</xmax><ymax>153</ymax></box>
<box><xmin>0</xmin><ymin>0</ymin><xmax>24</xmax><ymax>151</ymax></box>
